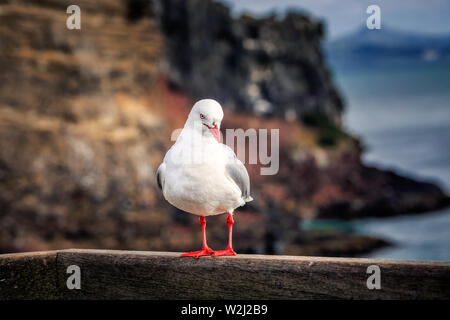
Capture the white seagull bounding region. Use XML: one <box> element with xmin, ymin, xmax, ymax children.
<box><xmin>156</xmin><ymin>99</ymin><xmax>253</xmax><ymax>258</ymax></box>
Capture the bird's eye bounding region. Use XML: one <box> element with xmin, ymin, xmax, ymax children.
<box><xmin>200</xmin><ymin>113</ymin><xmax>205</xmax><ymax>119</ymax></box>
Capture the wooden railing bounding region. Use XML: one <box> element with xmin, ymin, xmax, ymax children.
<box><xmin>1</xmin><ymin>249</ymin><xmax>449</xmax><ymax>299</ymax></box>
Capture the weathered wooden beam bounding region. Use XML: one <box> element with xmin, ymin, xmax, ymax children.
<box><xmin>0</xmin><ymin>250</ymin><xmax>60</xmax><ymax>299</ymax></box>
<box><xmin>1</xmin><ymin>249</ymin><xmax>449</xmax><ymax>299</ymax></box>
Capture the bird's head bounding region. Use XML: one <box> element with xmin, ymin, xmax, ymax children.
<box><xmin>187</xmin><ymin>99</ymin><xmax>224</xmax><ymax>143</ymax></box>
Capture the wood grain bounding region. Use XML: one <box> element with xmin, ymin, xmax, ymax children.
<box><xmin>1</xmin><ymin>249</ymin><xmax>449</xmax><ymax>299</ymax></box>
<box><xmin>0</xmin><ymin>251</ymin><xmax>60</xmax><ymax>299</ymax></box>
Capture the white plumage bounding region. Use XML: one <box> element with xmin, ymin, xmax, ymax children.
<box><xmin>157</xmin><ymin>99</ymin><xmax>252</xmax><ymax>216</ymax></box>
<box><xmin>156</xmin><ymin>99</ymin><xmax>253</xmax><ymax>257</ymax></box>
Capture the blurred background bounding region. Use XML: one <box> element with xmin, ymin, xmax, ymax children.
<box><xmin>0</xmin><ymin>0</ymin><xmax>449</xmax><ymax>261</ymax></box>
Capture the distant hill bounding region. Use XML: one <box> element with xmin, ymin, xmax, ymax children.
<box><xmin>326</xmin><ymin>27</ymin><xmax>450</xmax><ymax>61</ymax></box>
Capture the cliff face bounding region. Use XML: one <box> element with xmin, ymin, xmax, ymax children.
<box><xmin>0</xmin><ymin>0</ymin><xmax>171</xmax><ymax>252</ymax></box>
<box><xmin>156</xmin><ymin>0</ymin><xmax>343</xmax><ymax>122</ymax></box>
<box><xmin>0</xmin><ymin>0</ymin><xmax>448</xmax><ymax>255</ymax></box>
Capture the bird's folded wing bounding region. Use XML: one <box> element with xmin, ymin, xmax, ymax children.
<box><xmin>222</xmin><ymin>145</ymin><xmax>253</xmax><ymax>202</ymax></box>
<box><xmin>156</xmin><ymin>163</ymin><xmax>166</xmax><ymax>191</ymax></box>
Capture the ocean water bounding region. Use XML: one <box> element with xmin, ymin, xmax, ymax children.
<box><xmin>329</xmin><ymin>57</ymin><xmax>450</xmax><ymax>262</ymax></box>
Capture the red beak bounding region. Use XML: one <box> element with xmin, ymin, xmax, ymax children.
<box><xmin>204</xmin><ymin>124</ymin><xmax>220</xmax><ymax>143</ymax></box>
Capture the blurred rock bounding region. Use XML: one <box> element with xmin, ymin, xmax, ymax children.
<box><xmin>0</xmin><ymin>0</ymin><xmax>448</xmax><ymax>256</ymax></box>
<box><xmin>155</xmin><ymin>0</ymin><xmax>343</xmax><ymax>122</ymax></box>
<box><xmin>0</xmin><ymin>0</ymin><xmax>170</xmax><ymax>253</ymax></box>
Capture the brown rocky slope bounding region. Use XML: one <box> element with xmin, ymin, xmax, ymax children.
<box><xmin>0</xmin><ymin>0</ymin><xmax>448</xmax><ymax>255</ymax></box>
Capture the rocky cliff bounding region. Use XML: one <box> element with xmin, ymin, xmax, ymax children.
<box><xmin>0</xmin><ymin>0</ymin><xmax>448</xmax><ymax>255</ymax></box>
<box><xmin>155</xmin><ymin>0</ymin><xmax>343</xmax><ymax>122</ymax></box>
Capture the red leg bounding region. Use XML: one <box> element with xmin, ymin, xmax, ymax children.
<box><xmin>214</xmin><ymin>212</ymin><xmax>237</xmax><ymax>257</ymax></box>
<box><xmin>181</xmin><ymin>216</ymin><xmax>215</xmax><ymax>258</ymax></box>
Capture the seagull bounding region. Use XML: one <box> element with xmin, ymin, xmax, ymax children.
<box><xmin>156</xmin><ymin>99</ymin><xmax>253</xmax><ymax>258</ymax></box>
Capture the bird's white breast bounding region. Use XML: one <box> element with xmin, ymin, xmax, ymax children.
<box><xmin>162</xmin><ymin>138</ymin><xmax>244</xmax><ymax>216</ymax></box>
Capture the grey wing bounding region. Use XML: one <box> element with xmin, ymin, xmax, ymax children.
<box><xmin>225</xmin><ymin>158</ymin><xmax>253</xmax><ymax>202</ymax></box>
<box><xmin>156</xmin><ymin>163</ymin><xmax>166</xmax><ymax>191</ymax></box>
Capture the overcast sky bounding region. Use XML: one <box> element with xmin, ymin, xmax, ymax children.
<box><xmin>221</xmin><ymin>0</ymin><xmax>450</xmax><ymax>39</ymax></box>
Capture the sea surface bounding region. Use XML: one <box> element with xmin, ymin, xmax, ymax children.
<box><xmin>325</xmin><ymin>57</ymin><xmax>450</xmax><ymax>261</ymax></box>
